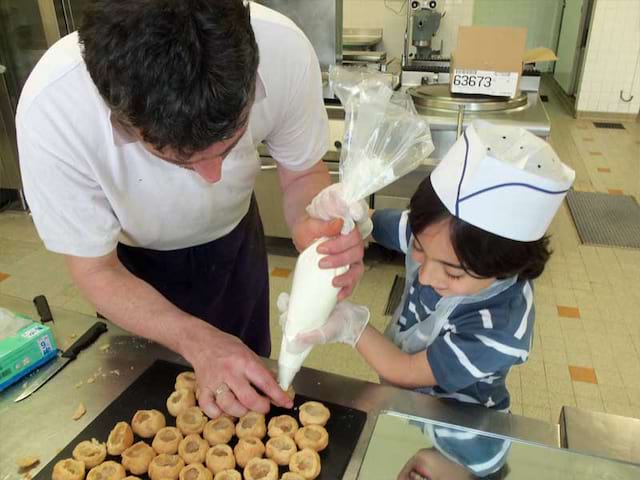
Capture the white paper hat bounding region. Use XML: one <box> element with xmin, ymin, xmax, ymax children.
<box><xmin>431</xmin><ymin>120</ymin><xmax>575</xmax><ymax>241</ymax></box>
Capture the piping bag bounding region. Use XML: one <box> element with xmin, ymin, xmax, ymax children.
<box><xmin>277</xmin><ymin>66</ymin><xmax>435</xmax><ymax>390</ymax></box>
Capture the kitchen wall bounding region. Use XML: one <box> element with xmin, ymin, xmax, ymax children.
<box><xmin>343</xmin><ymin>0</ymin><xmax>474</xmax><ymax>60</ymax></box>
<box><xmin>575</xmin><ymin>0</ymin><xmax>640</xmax><ymax>116</ymax></box>
<box><xmin>473</xmin><ymin>0</ymin><xmax>563</xmax><ymax>72</ymax></box>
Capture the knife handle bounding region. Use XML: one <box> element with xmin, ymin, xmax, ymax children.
<box><xmin>33</xmin><ymin>295</ymin><xmax>54</xmax><ymax>323</ymax></box>
<box><xmin>62</xmin><ymin>321</ymin><xmax>108</xmax><ymax>360</ymax></box>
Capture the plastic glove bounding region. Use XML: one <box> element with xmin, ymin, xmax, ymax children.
<box><xmin>292</xmin><ymin>299</ymin><xmax>370</xmax><ymax>348</ymax></box>
<box><xmin>306</xmin><ymin>183</ymin><xmax>373</xmax><ymax>238</ymax></box>
<box><xmin>276</xmin><ymin>292</ymin><xmax>307</xmax><ymax>355</ymax></box>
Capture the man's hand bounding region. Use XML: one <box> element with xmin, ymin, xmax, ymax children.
<box><xmin>185</xmin><ymin>323</ymin><xmax>293</xmax><ymax>418</ymax></box>
<box><xmin>291</xmin><ymin>216</ymin><xmax>365</xmax><ymax>300</ymax></box>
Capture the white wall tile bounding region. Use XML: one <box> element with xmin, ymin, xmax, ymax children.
<box><xmin>576</xmin><ymin>0</ymin><xmax>640</xmax><ymax>115</ymax></box>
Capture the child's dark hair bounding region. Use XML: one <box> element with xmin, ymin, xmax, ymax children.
<box><xmin>408</xmin><ymin>176</ymin><xmax>551</xmax><ymax>280</ymax></box>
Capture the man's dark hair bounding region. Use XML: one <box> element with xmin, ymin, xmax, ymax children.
<box><xmin>78</xmin><ymin>0</ymin><xmax>259</xmax><ymax>159</ymax></box>
<box><xmin>408</xmin><ymin>176</ymin><xmax>551</xmax><ymax>280</ymax></box>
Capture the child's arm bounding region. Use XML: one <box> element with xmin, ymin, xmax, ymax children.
<box><xmin>292</xmin><ymin>300</ymin><xmax>437</xmax><ymax>390</ymax></box>
<box><xmin>356</xmin><ymin>325</ymin><xmax>437</xmax><ymax>389</ymax></box>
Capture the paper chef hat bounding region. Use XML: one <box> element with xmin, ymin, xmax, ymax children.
<box><xmin>431</xmin><ymin>120</ymin><xmax>575</xmax><ymax>242</ymax></box>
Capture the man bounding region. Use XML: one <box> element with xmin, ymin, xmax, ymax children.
<box><xmin>16</xmin><ymin>0</ymin><xmax>364</xmax><ymax>418</ymax></box>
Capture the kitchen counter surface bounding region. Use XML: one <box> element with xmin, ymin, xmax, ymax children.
<box><xmin>0</xmin><ymin>294</ymin><xmax>561</xmax><ymax>480</ymax></box>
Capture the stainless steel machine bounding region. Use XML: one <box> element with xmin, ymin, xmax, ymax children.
<box><xmin>404</xmin><ymin>0</ymin><xmax>443</xmax><ymax>64</ymax></box>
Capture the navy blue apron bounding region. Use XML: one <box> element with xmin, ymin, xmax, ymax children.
<box><xmin>116</xmin><ymin>195</ymin><xmax>270</xmax><ymax>356</ymax></box>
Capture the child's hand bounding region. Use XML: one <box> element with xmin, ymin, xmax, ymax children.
<box><xmin>294</xmin><ymin>300</ymin><xmax>370</xmax><ymax>348</ymax></box>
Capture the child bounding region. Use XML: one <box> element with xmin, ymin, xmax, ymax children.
<box><xmin>292</xmin><ymin>120</ymin><xmax>575</xmax><ymax>412</ymax></box>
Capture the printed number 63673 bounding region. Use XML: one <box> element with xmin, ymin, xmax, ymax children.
<box><xmin>453</xmin><ymin>74</ymin><xmax>493</xmax><ymax>88</ymax></box>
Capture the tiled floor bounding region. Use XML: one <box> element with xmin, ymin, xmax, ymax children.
<box><xmin>1</xmin><ymin>77</ymin><xmax>639</xmax><ymax>425</ymax></box>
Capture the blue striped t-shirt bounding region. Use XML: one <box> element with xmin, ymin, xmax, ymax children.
<box><xmin>373</xmin><ymin>209</ymin><xmax>535</xmax><ymax>411</ymax></box>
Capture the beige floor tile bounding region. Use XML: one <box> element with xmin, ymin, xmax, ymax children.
<box><xmin>548</xmin><ymin>390</ymin><xmax>577</xmax><ymax>408</ymax></box>
<box><xmin>599</xmin><ymin>385</ymin><xmax>631</xmax><ymax>406</ymax></box>
<box><xmin>621</xmin><ymin>370</ymin><xmax>640</xmax><ymax>389</ymax></box>
<box><xmin>522</xmin><ymin>404</ymin><xmax>553</xmax><ymax>424</ymax></box>
<box><xmin>572</xmin><ymin>381</ymin><xmax>601</xmax><ymax>399</ymax></box>
<box><xmin>510</xmin><ymin>403</ymin><xmax>523</xmax><ymax>416</ymax></box>
<box><xmin>547</xmin><ymin>379</ymin><xmax>574</xmax><ymax>399</ymax></box>
<box><xmin>575</xmin><ymin>395</ymin><xmax>605</xmax><ymax>413</ymax></box>
<box><xmin>521</xmin><ymin>385</ymin><xmax>550</xmax><ymax>407</ymax></box>
<box><xmin>548</xmin><ymin>403</ymin><xmax>565</xmax><ymax>424</ymax></box>
<box><xmin>595</xmin><ymin>368</ymin><xmax>625</xmax><ymax>387</ymax></box>
<box><xmin>566</xmin><ymin>351</ymin><xmax>594</xmax><ymax>368</ymax></box>
<box><xmin>627</xmin><ymin>387</ymin><xmax>640</xmax><ymax>407</ymax></box>
<box><xmin>545</xmin><ymin>363</ymin><xmax>572</xmax><ymax>381</ymax></box>
<box><xmin>604</xmin><ymin>402</ymin><xmax>637</xmax><ymax>418</ymax></box>
<box><xmin>542</xmin><ymin>349</ymin><xmax>568</xmax><ymax>366</ymax></box>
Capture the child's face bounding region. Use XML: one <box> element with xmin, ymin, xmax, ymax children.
<box><xmin>411</xmin><ymin>218</ymin><xmax>496</xmax><ymax>297</ymax></box>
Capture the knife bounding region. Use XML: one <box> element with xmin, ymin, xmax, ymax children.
<box><xmin>14</xmin><ymin>321</ymin><xmax>108</xmax><ymax>402</ymax></box>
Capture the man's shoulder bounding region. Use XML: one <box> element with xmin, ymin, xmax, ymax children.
<box><xmin>17</xmin><ymin>32</ymin><xmax>95</xmax><ymax>123</ymax></box>
<box><xmin>250</xmin><ymin>2</ymin><xmax>308</xmax><ymax>44</ymax></box>
<box><xmin>250</xmin><ymin>2</ymin><xmax>315</xmax><ymax>68</ymax></box>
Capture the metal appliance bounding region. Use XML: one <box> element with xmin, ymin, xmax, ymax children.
<box><xmin>255</xmin><ymin>0</ymin><xmax>342</xmax><ymax>100</ymax></box>
<box><xmin>406</xmin><ymin>0</ymin><xmax>443</xmax><ymax>62</ymax></box>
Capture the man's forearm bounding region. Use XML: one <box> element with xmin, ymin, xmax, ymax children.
<box><xmin>279</xmin><ymin>160</ymin><xmax>331</xmax><ymax>228</ymax></box>
<box><xmin>65</xmin><ymin>254</ymin><xmax>208</xmax><ymax>361</ymax></box>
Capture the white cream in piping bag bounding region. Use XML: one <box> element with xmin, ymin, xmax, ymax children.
<box><xmin>277</xmin><ymin>238</ymin><xmax>348</xmax><ymax>390</ymax></box>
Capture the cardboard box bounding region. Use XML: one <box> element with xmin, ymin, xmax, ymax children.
<box><xmin>0</xmin><ymin>315</ymin><xmax>58</xmax><ymax>391</ymax></box>
<box><xmin>450</xmin><ymin>26</ymin><xmax>557</xmax><ymax>98</ymax></box>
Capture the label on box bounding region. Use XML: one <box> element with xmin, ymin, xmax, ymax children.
<box><xmin>21</xmin><ymin>324</ymin><xmax>45</xmax><ymax>339</ymax></box>
<box><xmin>37</xmin><ymin>336</ymin><xmax>54</xmax><ymax>355</ymax></box>
<box><xmin>451</xmin><ymin>69</ymin><xmax>519</xmax><ymax>97</ymax></box>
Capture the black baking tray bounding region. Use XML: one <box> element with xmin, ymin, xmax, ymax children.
<box><xmin>34</xmin><ymin>359</ymin><xmax>367</xmax><ymax>480</ymax></box>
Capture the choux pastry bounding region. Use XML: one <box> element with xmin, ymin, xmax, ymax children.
<box><xmin>148</xmin><ymin>454</ymin><xmax>185</xmax><ymax>480</ymax></box>
<box><xmin>212</xmin><ymin>471</ymin><xmax>240</xmax><ymax>480</ymax></box>
<box><xmin>178</xmin><ymin>463</ymin><xmax>212</xmax><ymax>480</ymax></box>
<box><xmin>72</xmin><ymin>439</ymin><xmax>107</xmax><ymax>468</ymax></box>
<box><xmin>298</xmin><ymin>402</ymin><xmax>330</xmax><ymax>427</ymax></box>
<box><xmin>121</xmin><ymin>441</ymin><xmax>155</xmax><ymax>475</ymax></box>
<box><xmin>176</xmin><ymin>407</ymin><xmax>208</xmax><ymax>436</ymax></box>
<box><xmin>242</xmin><ymin>458</ymin><xmax>277</xmax><ymax>480</ymax></box>
<box><xmin>203</xmin><ymin>417</ymin><xmax>235</xmax><ymax>446</ymax></box>
<box><xmin>289</xmin><ymin>449</ymin><xmax>321</xmax><ymax>480</ymax></box>
<box><xmin>86</xmin><ymin>461</ymin><xmax>126</xmax><ymax>480</ymax></box>
<box><xmin>52</xmin><ymin>459</ymin><xmax>85</xmax><ymax>480</ymax></box>
<box><xmin>205</xmin><ymin>444</ymin><xmax>235</xmax><ymax>475</ymax></box>
<box><xmin>175</xmin><ymin>371</ymin><xmax>197</xmax><ymax>391</ymax></box>
<box><xmin>167</xmin><ymin>389</ymin><xmax>196</xmax><ymax>417</ymax></box>
<box><xmin>280</xmin><ymin>473</ymin><xmax>305</xmax><ymax>480</ymax></box>
<box><xmin>132</xmin><ymin>409</ymin><xmax>166</xmax><ymax>438</ymax></box>
<box><xmin>266</xmin><ymin>415</ymin><xmax>298</xmax><ymax>439</ymax></box>
<box><xmin>107</xmin><ymin>422</ymin><xmax>134</xmax><ymax>456</ymax></box>
<box><xmin>178</xmin><ymin>434</ymin><xmax>208</xmax><ymax>464</ymax></box>
<box><xmin>294</xmin><ymin>425</ymin><xmax>328</xmax><ymax>452</ymax></box>
<box><xmin>233</xmin><ymin>437</ymin><xmax>265</xmax><ymax>468</ymax></box>
<box><xmin>265</xmin><ymin>435</ymin><xmax>297</xmax><ymax>466</ymax></box>
<box><xmin>235</xmin><ymin>412</ymin><xmax>266</xmax><ymax>439</ymax></box>
<box><xmin>153</xmin><ymin>427</ymin><xmax>184</xmax><ymax>455</ymax></box>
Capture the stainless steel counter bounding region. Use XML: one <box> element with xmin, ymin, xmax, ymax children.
<box><xmin>0</xmin><ymin>294</ymin><xmax>563</xmax><ymax>480</ymax></box>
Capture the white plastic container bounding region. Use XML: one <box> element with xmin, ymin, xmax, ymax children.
<box><xmin>277</xmin><ymin>238</ymin><xmax>348</xmax><ymax>389</ymax></box>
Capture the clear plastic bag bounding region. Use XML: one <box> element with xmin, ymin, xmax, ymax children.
<box><xmin>0</xmin><ymin>307</ymin><xmax>32</xmax><ymax>341</ymax></box>
<box><xmin>329</xmin><ymin>66</ymin><xmax>435</xmax><ymax>205</ymax></box>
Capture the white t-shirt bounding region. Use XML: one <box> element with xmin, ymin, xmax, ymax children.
<box><xmin>16</xmin><ymin>3</ymin><xmax>329</xmax><ymax>257</ymax></box>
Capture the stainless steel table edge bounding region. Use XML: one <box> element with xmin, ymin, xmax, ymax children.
<box><xmin>0</xmin><ymin>296</ymin><xmax>559</xmax><ymax>480</ymax></box>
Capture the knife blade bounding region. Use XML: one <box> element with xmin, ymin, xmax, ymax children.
<box><xmin>14</xmin><ymin>321</ymin><xmax>108</xmax><ymax>402</ymax></box>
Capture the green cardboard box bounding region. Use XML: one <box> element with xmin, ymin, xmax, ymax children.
<box><xmin>0</xmin><ymin>313</ymin><xmax>58</xmax><ymax>391</ymax></box>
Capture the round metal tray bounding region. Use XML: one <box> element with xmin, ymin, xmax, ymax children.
<box><xmin>408</xmin><ymin>84</ymin><xmax>528</xmax><ymax>114</ymax></box>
